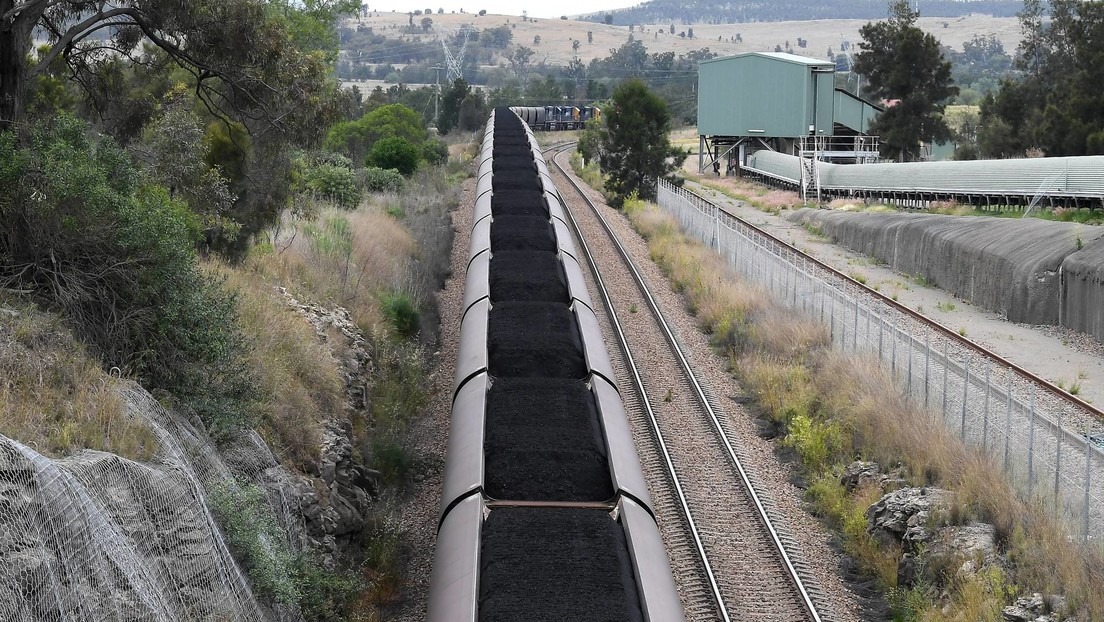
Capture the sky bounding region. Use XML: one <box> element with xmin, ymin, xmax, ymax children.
<box><xmin>366</xmin><ymin>0</ymin><xmax>638</xmax><ymax>19</ymax></box>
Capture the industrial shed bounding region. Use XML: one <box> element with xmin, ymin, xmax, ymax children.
<box><xmin>696</xmin><ymin>52</ymin><xmax>882</xmax><ymax>179</ymax></box>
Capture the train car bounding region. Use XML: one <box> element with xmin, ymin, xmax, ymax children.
<box><xmin>428</xmin><ymin>107</ymin><xmax>684</xmax><ymax>622</ymax></box>
<box><xmin>509</xmin><ymin>106</ymin><xmax>549</xmax><ymax>131</ymax></box>
<box><xmin>509</xmin><ymin>105</ymin><xmax>602</xmax><ymax>131</ymax></box>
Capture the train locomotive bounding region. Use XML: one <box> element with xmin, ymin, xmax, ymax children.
<box><xmin>510</xmin><ymin>105</ymin><xmax>601</xmax><ymax>131</ymax></box>
<box><xmin>427</xmin><ymin>107</ymin><xmax>683</xmax><ymax>621</ymax></box>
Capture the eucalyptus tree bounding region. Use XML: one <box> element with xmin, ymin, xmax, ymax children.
<box><xmin>0</xmin><ymin>0</ymin><xmax>358</xmax><ymax>130</ymax></box>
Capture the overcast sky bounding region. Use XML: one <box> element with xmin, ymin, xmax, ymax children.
<box><xmin>368</xmin><ymin>0</ymin><xmax>638</xmax><ymax>19</ymax></box>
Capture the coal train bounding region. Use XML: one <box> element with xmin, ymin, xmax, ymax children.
<box><xmin>510</xmin><ymin>105</ymin><xmax>601</xmax><ymax>131</ymax></box>
<box><xmin>743</xmin><ymin>149</ymin><xmax>1104</xmax><ymax>208</ymax></box>
<box><xmin>427</xmin><ymin>107</ymin><xmax>684</xmax><ymax>621</ymax></box>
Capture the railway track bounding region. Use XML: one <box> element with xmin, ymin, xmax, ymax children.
<box><xmin>546</xmin><ymin>144</ymin><xmax>828</xmax><ymax>622</ymax></box>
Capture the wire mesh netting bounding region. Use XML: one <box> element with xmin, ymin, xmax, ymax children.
<box><xmin>658</xmin><ymin>180</ymin><xmax>1104</xmax><ymax>540</ymax></box>
<box><xmin>0</xmin><ymin>383</ymin><xmax>286</xmax><ymax>622</ymax></box>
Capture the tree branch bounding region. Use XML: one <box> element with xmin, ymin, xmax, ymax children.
<box><xmin>29</xmin><ymin>7</ymin><xmax>135</xmax><ymax>77</ymax></box>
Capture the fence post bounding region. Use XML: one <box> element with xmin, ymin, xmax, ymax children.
<box><xmin>907</xmin><ymin>333</ymin><xmax>913</xmax><ymax>398</ymax></box>
<box><xmin>1085</xmin><ymin>436</ymin><xmax>1093</xmax><ymax>540</ymax></box>
<box><xmin>711</xmin><ymin>204</ymin><xmax>719</xmax><ymax>250</ymax></box>
<box><xmin>924</xmin><ymin>333</ymin><xmax>930</xmax><ymax>409</ymax></box>
<box><xmin>961</xmin><ymin>354</ymin><xmax>970</xmax><ymax>441</ymax></box>
<box><xmin>802</xmin><ymin>260</ymin><xmax>808</xmax><ymax>313</ymax></box>
<box><xmin>892</xmin><ymin>320</ymin><xmax>898</xmax><ymax>376</ymax></box>
<box><xmin>1055</xmin><ymin>407</ymin><xmax>1062</xmax><ymax>513</ymax></box>
<box><xmin>942</xmin><ymin>340</ymin><xmax>949</xmax><ymax>420</ymax></box>
<box><xmin>1028</xmin><ymin>386</ymin><xmax>1037</xmax><ymax>497</ymax></box>
<box><xmin>982</xmin><ymin>362</ymin><xmax>991</xmax><ymax>453</ymax></box>
<box><xmin>878</xmin><ymin>316</ymin><xmax>883</xmax><ymax>361</ymax></box>
<box><xmin>819</xmin><ymin>281</ymin><xmax>825</xmax><ymax>324</ymax></box>
<box><xmin>769</xmin><ymin>249</ymin><xmax>775</xmax><ymax>294</ymax></box>
<box><xmin>853</xmin><ymin>297</ymin><xmax>859</xmax><ymax>351</ymax></box>
<box><xmin>1004</xmin><ymin>369</ymin><xmax>1012</xmax><ymax>473</ymax></box>
<box><xmin>830</xmin><ymin>293</ymin><xmax>836</xmax><ymax>343</ymax></box>
<box><xmin>791</xmin><ymin>263</ymin><xmax>798</xmax><ymax>309</ymax></box>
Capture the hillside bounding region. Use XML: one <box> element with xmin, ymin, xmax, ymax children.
<box><xmin>341</xmin><ymin>11</ymin><xmax>1022</xmax><ymax>72</ymax></box>
<box><xmin>582</xmin><ymin>0</ymin><xmax>1023</xmax><ymax>25</ymax></box>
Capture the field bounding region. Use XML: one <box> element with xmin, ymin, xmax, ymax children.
<box><xmin>346</xmin><ymin>11</ymin><xmax>1022</xmax><ymax>67</ymax></box>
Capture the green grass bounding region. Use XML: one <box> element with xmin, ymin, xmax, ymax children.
<box><xmin>937</xmin><ymin>301</ymin><xmax>957</xmax><ymax>312</ymax></box>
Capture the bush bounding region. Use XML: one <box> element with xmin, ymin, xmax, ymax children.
<box><xmin>0</xmin><ymin>115</ymin><xmax>256</xmax><ymax>437</ymax></box>
<box><xmin>360</xmin><ymin>166</ymin><xmax>405</xmax><ymax>193</ymax></box>
<box><xmin>304</xmin><ymin>163</ymin><xmax>362</xmax><ymax>209</ymax></box>
<box><xmin>380</xmin><ymin>291</ymin><xmax>420</xmax><ymax>338</ymax></box>
<box><xmin>421</xmin><ymin>139</ymin><xmax>449</xmax><ymax>165</ymax></box>
<box><xmin>366</xmin><ymin>136</ymin><xmax>421</xmax><ymax>177</ymax></box>
<box><xmin>210</xmin><ymin>482</ymin><xmax>359</xmax><ymax>615</ymax></box>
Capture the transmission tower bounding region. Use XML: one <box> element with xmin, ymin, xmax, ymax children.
<box><xmin>440</xmin><ymin>27</ymin><xmax>470</xmax><ymax>82</ymax></box>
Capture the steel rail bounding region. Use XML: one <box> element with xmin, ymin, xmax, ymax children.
<box><xmin>540</xmin><ymin>144</ymin><xmax>730</xmax><ymax>622</ymax></box>
<box><xmin>682</xmin><ymin>178</ymin><xmax>1104</xmax><ymax>424</ymax></box>
<box><xmin>549</xmin><ymin>144</ymin><xmax>822</xmax><ymax>622</ymax></box>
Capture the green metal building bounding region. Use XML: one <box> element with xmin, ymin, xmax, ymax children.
<box><xmin>696</xmin><ymin>52</ymin><xmax>882</xmax><ymax>175</ymax></box>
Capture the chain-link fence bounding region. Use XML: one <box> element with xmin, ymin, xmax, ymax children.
<box><xmin>658</xmin><ymin>180</ymin><xmax>1104</xmax><ymax>540</ymax></box>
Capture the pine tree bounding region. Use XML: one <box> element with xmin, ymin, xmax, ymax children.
<box><xmin>596</xmin><ymin>79</ymin><xmax>685</xmax><ymax>207</ymax></box>
<box><xmin>853</xmin><ymin>0</ymin><xmax>958</xmax><ymax>161</ymax></box>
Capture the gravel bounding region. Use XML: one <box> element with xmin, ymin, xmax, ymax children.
<box><xmin>550</xmin><ymin>156</ymin><xmax>866</xmax><ymax>622</ymax></box>
<box><xmin>387</xmin><ymin>177</ymin><xmax>473</xmax><ymax>622</ymax></box>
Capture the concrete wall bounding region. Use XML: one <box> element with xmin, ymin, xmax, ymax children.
<box><xmin>788</xmin><ymin>210</ymin><xmax>1104</xmax><ymax>339</ymax></box>
<box><xmin>1062</xmin><ymin>241</ymin><xmax>1104</xmax><ymax>340</ymax></box>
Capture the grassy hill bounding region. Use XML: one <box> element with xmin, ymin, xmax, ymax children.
<box><xmin>342</xmin><ymin>11</ymin><xmax>1022</xmax><ymax>71</ymax></box>
<box><xmin>580</xmin><ymin>0</ymin><xmax>1022</xmax><ymax>25</ymax></box>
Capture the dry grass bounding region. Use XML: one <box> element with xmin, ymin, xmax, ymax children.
<box><xmin>342</xmin><ymin>13</ymin><xmax>1021</xmax><ymax>77</ymax></box>
<box><xmin>691</xmin><ymin>174</ymin><xmax>804</xmax><ymax>214</ymax></box>
<box><xmin>256</xmin><ymin>206</ymin><xmax>420</xmax><ymax>339</ymax></box>
<box><xmin>211</xmin><ymin>264</ymin><xmax>346</xmax><ymax>469</ymax></box>
<box><xmin>622</xmin><ymin>196</ymin><xmax>1104</xmax><ymax>620</ymax></box>
<box><xmin>0</xmin><ymin>296</ymin><xmax>158</xmax><ymax>461</ymax></box>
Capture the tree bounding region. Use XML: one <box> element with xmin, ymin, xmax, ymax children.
<box><xmin>852</xmin><ymin>0</ymin><xmax>957</xmax><ymax>161</ymax></box>
<box><xmin>596</xmin><ymin>79</ymin><xmax>685</xmax><ymax>207</ymax></box>
<box><xmin>587</xmin><ymin>31</ymin><xmax>594</xmax><ymax>45</ymax></box>
<box><xmin>978</xmin><ymin>0</ymin><xmax>1104</xmax><ymax>156</ymax></box>
<box><xmin>324</xmin><ymin>103</ymin><xmax>427</xmax><ymax>162</ymax></box>
<box><xmin>366</xmin><ymin>136</ymin><xmax>420</xmax><ymax>176</ymax></box>
<box><xmin>421</xmin><ymin>16</ymin><xmax>433</xmax><ymax>32</ymax></box>
<box><xmin>437</xmin><ymin>78</ymin><xmax>470</xmax><ymax>134</ymax></box>
<box><xmin>507</xmin><ymin>46</ymin><xmax>535</xmax><ymax>88</ymax></box>
<box><xmin>0</xmin><ymin>0</ymin><xmax>359</xmax><ymax>130</ymax></box>
<box><xmin>573</xmin><ymin>39</ymin><xmax>581</xmax><ymax>54</ymax></box>
<box><xmin>1</xmin><ymin>115</ymin><xmax>257</xmax><ymax>433</ymax></box>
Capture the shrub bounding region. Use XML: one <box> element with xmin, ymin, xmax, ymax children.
<box><xmin>421</xmin><ymin>139</ymin><xmax>449</xmax><ymax>165</ymax></box>
<box><xmin>366</xmin><ymin>136</ymin><xmax>421</xmax><ymax>177</ymax></box>
<box><xmin>304</xmin><ymin>163</ymin><xmax>362</xmax><ymax>209</ymax></box>
<box><xmin>210</xmin><ymin>482</ymin><xmax>359</xmax><ymax>615</ymax></box>
<box><xmin>0</xmin><ymin>115</ymin><xmax>257</xmax><ymax>437</ymax></box>
<box><xmin>380</xmin><ymin>291</ymin><xmax>420</xmax><ymax>339</ymax></box>
<box><xmin>360</xmin><ymin>166</ymin><xmax>405</xmax><ymax>193</ymax></box>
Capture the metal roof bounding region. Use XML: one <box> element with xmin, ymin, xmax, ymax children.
<box><xmin>700</xmin><ymin>51</ymin><xmax>834</xmax><ymax>67</ymax></box>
